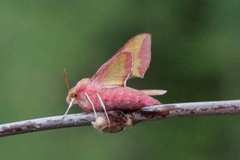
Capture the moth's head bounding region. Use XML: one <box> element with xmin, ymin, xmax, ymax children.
<box><xmin>66</xmin><ymin>78</ymin><xmax>89</xmax><ymax>105</ymax></box>
<box><xmin>66</xmin><ymin>87</ymin><xmax>78</xmax><ymax>105</ymax></box>
<box><xmin>62</xmin><ymin>69</ymin><xmax>90</xmax><ymax>122</ymax></box>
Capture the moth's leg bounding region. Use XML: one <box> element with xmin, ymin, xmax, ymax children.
<box><xmin>60</xmin><ymin>98</ymin><xmax>75</xmax><ymax>124</ymax></box>
<box><xmin>84</xmin><ymin>92</ymin><xmax>97</xmax><ymax>120</ymax></box>
<box><xmin>96</xmin><ymin>93</ymin><xmax>110</xmax><ymax>126</ymax></box>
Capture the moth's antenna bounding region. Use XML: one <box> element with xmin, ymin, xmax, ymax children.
<box><xmin>63</xmin><ymin>68</ymin><xmax>71</xmax><ymax>90</ymax></box>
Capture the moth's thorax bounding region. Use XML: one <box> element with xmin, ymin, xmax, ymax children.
<box><xmin>66</xmin><ymin>78</ymin><xmax>90</xmax><ymax>105</ymax></box>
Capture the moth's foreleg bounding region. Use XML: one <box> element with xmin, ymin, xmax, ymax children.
<box><xmin>96</xmin><ymin>93</ymin><xmax>110</xmax><ymax>126</ymax></box>
<box><xmin>84</xmin><ymin>92</ymin><xmax>97</xmax><ymax>120</ymax></box>
<box><xmin>60</xmin><ymin>98</ymin><xmax>75</xmax><ymax>124</ymax></box>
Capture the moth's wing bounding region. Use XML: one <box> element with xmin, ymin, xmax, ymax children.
<box><xmin>117</xmin><ymin>33</ymin><xmax>151</xmax><ymax>78</ymax></box>
<box><xmin>140</xmin><ymin>90</ymin><xmax>167</xmax><ymax>96</ymax></box>
<box><xmin>90</xmin><ymin>52</ymin><xmax>133</xmax><ymax>86</ymax></box>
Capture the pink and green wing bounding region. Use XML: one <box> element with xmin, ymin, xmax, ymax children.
<box><xmin>90</xmin><ymin>52</ymin><xmax>133</xmax><ymax>86</ymax></box>
<box><xmin>90</xmin><ymin>33</ymin><xmax>151</xmax><ymax>87</ymax></box>
<box><xmin>117</xmin><ymin>33</ymin><xmax>151</xmax><ymax>78</ymax></box>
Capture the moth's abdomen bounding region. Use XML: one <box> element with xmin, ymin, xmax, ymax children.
<box><xmin>98</xmin><ymin>87</ymin><xmax>160</xmax><ymax>111</ymax></box>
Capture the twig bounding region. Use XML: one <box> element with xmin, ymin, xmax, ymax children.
<box><xmin>0</xmin><ymin>100</ymin><xmax>240</xmax><ymax>137</ymax></box>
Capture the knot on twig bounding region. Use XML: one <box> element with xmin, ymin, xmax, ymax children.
<box><xmin>92</xmin><ymin>110</ymin><xmax>135</xmax><ymax>133</ymax></box>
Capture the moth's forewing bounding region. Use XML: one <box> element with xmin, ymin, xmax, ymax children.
<box><xmin>90</xmin><ymin>52</ymin><xmax>133</xmax><ymax>86</ymax></box>
<box><xmin>117</xmin><ymin>33</ymin><xmax>151</xmax><ymax>78</ymax></box>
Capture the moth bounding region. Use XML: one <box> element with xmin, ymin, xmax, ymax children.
<box><xmin>63</xmin><ymin>33</ymin><xmax>166</xmax><ymax>124</ymax></box>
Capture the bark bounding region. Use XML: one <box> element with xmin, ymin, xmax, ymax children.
<box><xmin>0</xmin><ymin>100</ymin><xmax>240</xmax><ymax>137</ymax></box>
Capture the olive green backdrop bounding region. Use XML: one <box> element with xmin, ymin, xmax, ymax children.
<box><xmin>0</xmin><ymin>1</ymin><xmax>240</xmax><ymax>160</ymax></box>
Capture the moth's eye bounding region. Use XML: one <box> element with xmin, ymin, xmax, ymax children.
<box><xmin>74</xmin><ymin>93</ymin><xmax>77</xmax><ymax>98</ymax></box>
<box><xmin>71</xmin><ymin>93</ymin><xmax>77</xmax><ymax>98</ymax></box>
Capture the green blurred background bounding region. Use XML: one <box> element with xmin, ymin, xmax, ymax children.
<box><xmin>0</xmin><ymin>1</ymin><xmax>240</xmax><ymax>160</ymax></box>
